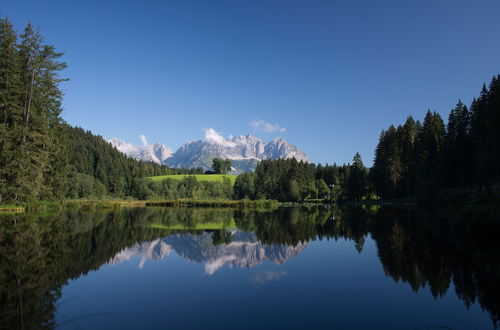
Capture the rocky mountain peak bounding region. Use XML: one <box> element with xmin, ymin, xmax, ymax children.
<box><xmin>108</xmin><ymin>129</ymin><xmax>309</xmax><ymax>173</ymax></box>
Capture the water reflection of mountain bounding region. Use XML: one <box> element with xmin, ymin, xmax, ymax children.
<box><xmin>1</xmin><ymin>206</ymin><xmax>500</xmax><ymax>329</ymax></box>
<box><xmin>109</xmin><ymin>238</ymin><xmax>172</xmax><ymax>268</ymax></box>
<box><xmin>110</xmin><ymin>230</ymin><xmax>308</xmax><ymax>274</ymax></box>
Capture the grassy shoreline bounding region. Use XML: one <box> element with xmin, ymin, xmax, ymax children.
<box><xmin>3</xmin><ymin>196</ymin><xmax>496</xmax><ymax>214</ymax></box>
<box><xmin>0</xmin><ymin>205</ymin><xmax>25</xmax><ymax>213</ymax></box>
<box><xmin>0</xmin><ymin>199</ymin><xmax>280</xmax><ymax>213</ymax></box>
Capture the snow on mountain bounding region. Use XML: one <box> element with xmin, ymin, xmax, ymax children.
<box><xmin>109</xmin><ymin>135</ymin><xmax>172</xmax><ymax>165</ymax></box>
<box><xmin>108</xmin><ymin>231</ymin><xmax>307</xmax><ymax>274</ymax></box>
<box><xmin>108</xmin><ymin>129</ymin><xmax>309</xmax><ymax>173</ymax></box>
<box><xmin>166</xmin><ymin>129</ymin><xmax>309</xmax><ymax>173</ymax></box>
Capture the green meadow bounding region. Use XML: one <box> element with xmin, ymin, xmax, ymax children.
<box><xmin>149</xmin><ymin>174</ymin><xmax>237</xmax><ymax>185</ymax></box>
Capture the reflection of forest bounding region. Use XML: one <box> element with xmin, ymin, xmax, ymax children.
<box><xmin>0</xmin><ymin>206</ymin><xmax>499</xmax><ymax>329</ymax></box>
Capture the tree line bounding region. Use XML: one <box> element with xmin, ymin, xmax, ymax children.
<box><xmin>0</xmin><ymin>18</ymin><xmax>201</xmax><ymax>203</ymax></box>
<box><xmin>371</xmin><ymin>75</ymin><xmax>500</xmax><ymax>202</ymax></box>
<box><xmin>234</xmin><ymin>76</ymin><xmax>500</xmax><ymax>203</ymax></box>
<box><xmin>233</xmin><ymin>157</ymin><xmax>370</xmax><ymax>202</ymax></box>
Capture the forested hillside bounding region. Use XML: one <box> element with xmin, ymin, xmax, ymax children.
<box><xmin>0</xmin><ymin>18</ymin><xmax>190</xmax><ymax>203</ymax></box>
<box><xmin>62</xmin><ymin>124</ymin><xmax>190</xmax><ymax>199</ymax></box>
<box><xmin>371</xmin><ymin>75</ymin><xmax>500</xmax><ymax>202</ymax></box>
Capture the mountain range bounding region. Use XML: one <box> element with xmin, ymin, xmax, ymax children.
<box><xmin>109</xmin><ymin>128</ymin><xmax>309</xmax><ymax>173</ymax></box>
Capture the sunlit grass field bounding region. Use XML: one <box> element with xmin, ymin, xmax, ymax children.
<box><xmin>149</xmin><ymin>174</ymin><xmax>237</xmax><ymax>185</ymax></box>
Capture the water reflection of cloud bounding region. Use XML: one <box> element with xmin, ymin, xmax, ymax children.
<box><xmin>204</xmin><ymin>255</ymin><xmax>238</xmax><ymax>275</ymax></box>
<box><xmin>250</xmin><ymin>270</ymin><xmax>287</xmax><ymax>285</ymax></box>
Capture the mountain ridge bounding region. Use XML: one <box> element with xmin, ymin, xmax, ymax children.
<box><xmin>109</xmin><ymin>129</ymin><xmax>309</xmax><ymax>173</ymax></box>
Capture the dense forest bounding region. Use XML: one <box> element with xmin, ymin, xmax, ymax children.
<box><xmin>62</xmin><ymin>125</ymin><xmax>202</xmax><ymax>199</ymax></box>
<box><xmin>370</xmin><ymin>75</ymin><xmax>500</xmax><ymax>203</ymax></box>
<box><xmin>0</xmin><ymin>18</ymin><xmax>201</xmax><ymax>203</ymax></box>
<box><xmin>233</xmin><ymin>157</ymin><xmax>366</xmax><ymax>202</ymax></box>
<box><xmin>234</xmin><ymin>75</ymin><xmax>500</xmax><ymax>204</ymax></box>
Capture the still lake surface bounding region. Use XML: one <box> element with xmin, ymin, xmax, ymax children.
<box><xmin>1</xmin><ymin>206</ymin><xmax>499</xmax><ymax>329</ymax></box>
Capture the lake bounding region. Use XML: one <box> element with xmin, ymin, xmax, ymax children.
<box><xmin>0</xmin><ymin>206</ymin><xmax>498</xmax><ymax>329</ymax></box>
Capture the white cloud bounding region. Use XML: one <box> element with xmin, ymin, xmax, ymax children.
<box><xmin>204</xmin><ymin>128</ymin><xmax>236</xmax><ymax>147</ymax></box>
<box><xmin>140</xmin><ymin>134</ymin><xmax>148</xmax><ymax>146</ymax></box>
<box><xmin>249</xmin><ymin>120</ymin><xmax>286</xmax><ymax>133</ymax></box>
<box><xmin>109</xmin><ymin>136</ymin><xmax>172</xmax><ymax>164</ymax></box>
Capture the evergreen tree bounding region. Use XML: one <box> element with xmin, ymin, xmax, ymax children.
<box><xmin>234</xmin><ymin>172</ymin><xmax>256</xmax><ymax>199</ymax></box>
<box><xmin>344</xmin><ymin>152</ymin><xmax>367</xmax><ymax>201</ymax></box>
<box><xmin>317</xmin><ymin>179</ymin><xmax>330</xmax><ymax>199</ymax></box>
<box><xmin>370</xmin><ymin>126</ymin><xmax>403</xmax><ymax>199</ymax></box>
<box><xmin>0</xmin><ymin>17</ymin><xmax>23</xmax><ymax>203</ymax></box>
<box><xmin>0</xmin><ymin>20</ymin><xmax>67</xmax><ymax>202</ymax></box>
<box><xmin>415</xmin><ymin>111</ymin><xmax>446</xmax><ymax>201</ymax></box>
<box><xmin>470</xmin><ymin>76</ymin><xmax>500</xmax><ymax>187</ymax></box>
<box><xmin>399</xmin><ymin>116</ymin><xmax>419</xmax><ymax>196</ymax></box>
<box><xmin>287</xmin><ymin>179</ymin><xmax>300</xmax><ymax>202</ymax></box>
<box><xmin>445</xmin><ymin>100</ymin><xmax>472</xmax><ymax>187</ymax></box>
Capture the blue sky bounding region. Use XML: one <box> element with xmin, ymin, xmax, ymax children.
<box><xmin>3</xmin><ymin>0</ymin><xmax>500</xmax><ymax>165</ymax></box>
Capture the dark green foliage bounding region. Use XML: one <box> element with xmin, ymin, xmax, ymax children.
<box><xmin>371</xmin><ymin>117</ymin><xmax>420</xmax><ymax>199</ymax></box>
<box><xmin>235</xmin><ymin>158</ymin><xmax>364</xmax><ymax>202</ymax></box>
<box><xmin>234</xmin><ymin>172</ymin><xmax>256</xmax><ymax>199</ymax></box>
<box><xmin>415</xmin><ymin>111</ymin><xmax>446</xmax><ymax>202</ymax></box>
<box><xmin>253</xmin><ymin>158</ymin><xmax>316</xmax><ymax>201</ymax></box>
<box><xmin>61</xmin><ymin>125</ymin><xmax>179</xmax><ymax>198</ymax></box>
<box><xmin>212</xmin><ymin>157</ymin><xmax>232</xmax><ymax>174</ymax></box>
<box><xmin>287</xmin><ymin>179</ymin><xmax>301</xmax><ymax>202</ymax></box>
<box><xmin>0</xmin><ymin>18</ymin><xmax>68</xmax><ymax>202</ymax></box>
<box><xmin>445</xmin><ymin>101</ymin><xmax>471</xmax><ymax>187</ymax></box>
<box><xmin>0</xmin><ymin>18</ymin><xmax>210</xmax><ymax>202</ymax></box>
<box><xmin>344</xmin><ymin>153</ymin><xmax>368</xmax><ymax>201</ymax></box>
<box><xmin>317</xmin><ymin>179</ymin><xmax>330</xmax><ymax>199</ymax></box>
<box><xmin>212</xmin><ymin>230</ymin><xmax>232</xmax><ymax>245</ymax></box>
<box><xmin>470</xmin><ymin>77</ymin><xmax>500</xmax><ymax>186</ymax></box>
<box><xmin>370</xmin><ymin>75</ymin><xmax>500</xmax><ymax>202</ymax></box>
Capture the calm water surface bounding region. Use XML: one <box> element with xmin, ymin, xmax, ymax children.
<box><xmin>1</xmin><ymin>206</ymin><xmax>499</xmax><ymax>329</ymax></box>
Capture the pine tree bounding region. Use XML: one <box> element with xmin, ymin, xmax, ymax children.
<box><xmin>399</xmin><ymin>116</ymin><xmax>419</xmax><ymax>196</ymax></box>
<box><xmin>488</xmin><ymin>75</ymin><xmax>500</xmax><ymax>183</ymax></box>
<box><xmin>317</xmin><ymin>179</ymin><xmax>330</xmax><ymax>199</ymax></box>
<box><xmin>0</xmin><ymin>21</ymin><xmax>67</xmax><ymax>202</ymax></box>
<box><xmin>415</xmin><ymin>111</ymin><xmax>446</xmax><ymax>201</ymax></box>
<box><xmin>0</xmin><ymin>17</ymin><xmax>23</xmax><ymax>203</ymax></box>
<box><xmin>345</xmin><ymin>152</ymin><xmax>367</xmax><ymax>201</ymax></box>
<box><xmin>445</xmin><ymin>100</ymin><xmax>472</xmax><ymax>187</ymax></box>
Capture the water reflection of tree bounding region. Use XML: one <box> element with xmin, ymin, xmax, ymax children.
<box><xmin>0</xmin><ymin>215</ymin><xmax>61</xmax><ymax>329</ymax></box>
<box><xmin>0</xmin><ymin>206</ymin><xmax>499</xmax><ymax>328</ymax></box>
<box><xmin>0</xmin><ymin>209</ymin><xmax>174</xmax><ymax>329</ymax></box>
<box><xmin>370</xmin><ymin>207</ymin><xmax>500</xmax><ymax>328</ymax></box>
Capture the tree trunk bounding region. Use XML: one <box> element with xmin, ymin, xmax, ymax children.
<box><xmin>22</xmin><ymin>68</ymin><xmax>35</xmax><ymax>143</ymax></box>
